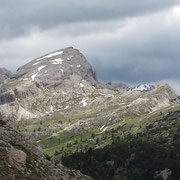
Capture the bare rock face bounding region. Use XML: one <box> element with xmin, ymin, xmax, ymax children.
<box><xmin>0</xmin><ymin>68</ymin><xmax>12</xmax><ymax>84</ymax></box>
<box><xmin>12</xmin><ymin>47</ymin><xmax>97</xmax><ymax>87</ymax></box>
<box><xmin>154</xmin><ymin>168</ymin><xmax>172</xmax><ymax>180</ymax></box>
<box><xmin>0</xmin><ymin>47</ymin><xmax>127</xmax><ymax>121</ymax></box>
<box><xmin>7</xmin><ymin>149</ymin><xmax>27</xmax><ymax>172</ymax></box>
<box><xmin>100</xmin><ymin>82</ymin><xmax>128</xmax><ymax>92</ymax></box>
<box><xmin>0</xmin><ymin>119</ymin><xmax>6</xmax><ymax>126</ymax></box>
<box><xmin>0</xmin><ymin>117</ymin><xmax>93</xmax><ymax>180</ymax></box>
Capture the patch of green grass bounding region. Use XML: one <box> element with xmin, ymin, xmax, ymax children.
<box><xmin>38</xmin><ymin>130</ymin><xmax>98</xmax><ymax>156</ymax></box>
<box><xmin>16</xmin><ymin>113</ymin><xmax>67</xmax><ymax>132</ymax></box>
<box><xmin>18</xmin><ymin>102</ymin><xmax>180</xmax><ymax>160</ymax></box>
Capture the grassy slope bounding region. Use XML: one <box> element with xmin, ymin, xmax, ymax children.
<box><xmin>31</xmin><ymin>104</ymin><xmax>180</xmax><ymax>157</ymax></box>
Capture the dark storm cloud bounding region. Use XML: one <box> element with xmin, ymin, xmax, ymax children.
<box><xmin>93</xmin><ymin>39</ymin><xmax>180</xmax><ymax>83</ymax></box>
<box><xmin>0</xmin><ymin>0</ymin><xmax>179</xmax><ymax>39</ymax></box>
<box><xmin>84</xmin><ymin>11</ymin><xmax>180</xmax><ymax>84</ymax></box>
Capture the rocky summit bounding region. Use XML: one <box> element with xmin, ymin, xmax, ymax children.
<box><xmin>13</xmin><ymin>47</ymin><xmax>97</xmax><ymax>88</ymax></box>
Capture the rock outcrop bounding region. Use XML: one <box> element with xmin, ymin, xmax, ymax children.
<box><xmin>0</xmin><ymin>68</ymin><xmax>12</xmax><ymax>84</ymax></box>
<box><xmin>0</xmin><ymin>117</ymin><xmax>93</xmax><ymax>180</ymax></box>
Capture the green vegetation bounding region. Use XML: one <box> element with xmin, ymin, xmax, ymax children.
<box><xmin>16</xmin><ymin>113</ymin><xmax>67</xmax><ymax>132</ymax></box>
<box><xmin>62</xmin><ymin>110</ymin><xmax>180</xmax><ymax>180</ymax></box>
<box><xmin>31</xmin><ymin>105</ymin><xmax>180</xmax><ymax>159</ymax></box>
<box><xmin>38</xmin><ymin>130</ymin><xmax>101</xmax><ymax>156</ymax></box>
<box><xmin>16</xmin><ymin>101</ymin><xmax>180</xmax><ymax>179</ymax></box>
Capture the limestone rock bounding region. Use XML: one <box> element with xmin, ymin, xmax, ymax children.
<box><xmin>0</xmin><ymin>68</ymin><xmax>12</xmax><ymax>84</ymax></box>
<box><xmin>7</xmin><ymin>148</ymin><xmax>27</xmax><ymax>172</ymax></box>
<box><xmin>0</xmin><ymin>121</ymin><xmax>93</xmax><ymax>179</ymax></box>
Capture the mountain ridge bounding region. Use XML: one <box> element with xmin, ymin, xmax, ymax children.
<box><xmin>0</xmin><ymin>47</ymin><xmax>179</xmax><ymax>132</ymax></box>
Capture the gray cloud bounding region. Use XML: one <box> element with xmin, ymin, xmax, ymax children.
<box><xmin>84</xmin><ymin>10</ymin><xmax>180</xmax><ymax>84</ymax></box>
<box><xmin>0</xmin><ymin>0</ymin><xmax>179</xmax><ymax>39</ymax></box>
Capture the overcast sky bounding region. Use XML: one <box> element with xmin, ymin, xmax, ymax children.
<box><xmin>1</xmin><ymin>0</ymin><xmax>180</xmax><ymax>93</ymax></box>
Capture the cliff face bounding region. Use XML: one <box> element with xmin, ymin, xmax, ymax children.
<box><xmin>13</xmin><ymin>47</ymin><xmax>97</xmax><ymax>87</ymax></box>
<box><xmin>0</xmin><ymin>47</ymin><xmax>127</xmax><ymax>121</ymax></box>
<box><xmin>0</xmin><ymin>68</ymin><xmax>12</xmax><ymax>84</ymax></box>
<box><xmin>0</xmin><ymin>118</ymin><xmax>93</xmax><ymax>180</ymax></box>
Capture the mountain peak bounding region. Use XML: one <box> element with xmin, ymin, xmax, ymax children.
<box><xmin>129</xmin><ymin>83</ymin><xmax>155</xmax><ymax>92</ymax></box>
<box><xmin>12</xmin><ymin>47</ymin><xmax>97</xmax><ymax>87</ymax></box>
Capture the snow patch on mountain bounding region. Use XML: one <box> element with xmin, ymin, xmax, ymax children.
<box><xmin>50</xmin><ymin>105</ymin><xmax>54</xmax><ymax>112</ymax></box>
<box><xmin>80</xmin><ymin>83</ymin><xmax>84</xmax><ymax>88</ymax></box>
<box><xmin>62</xmin><ymin>91</ymin><xmax>67</xmax><ymax>95</ymax></box>
<box><xmin>31</xmin><ymin>73</ymin><xmax>38</xmax><ymax>81</ymax></box>
<box><xmin>38</xmin><ymin>65</ymin><xmax>46</xmax><ymax>72</ymax></box>
<box><xmin>33</xmin><ymin>62</ymin><xmax>41</xmax><ymax>66</ymax></box>
<box><xmin>60</xmin><ymin>69</ymin><xmax>64</xmax><ymax>73</ymax></box>
<box><xmin>64</xmin><ymin>105</ymin><xmax>69</xmax><ymax>110</ymax></box>
<box><xmin>50</xmin><ymin>58</ymin><xmax>64</xmax><ymax>65</ymax></box>
<box><xmin>80</xmin><ymin>99</ymin><xmax>88</xmax><ymax>107</ymax></box>
<box><xmin>129</xmin><ymin>84</ymin><xmax>155</xmax><ymax>92</ymax></box>
<box><xmin>67</xmin><ymin>56</ymin><xmax>73</xmax><ymax>60</ymax></box>
<box><xmin>36</xmin><ymin>51</ymin><xmax>63</xmax><ymax>61</ymax></box>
